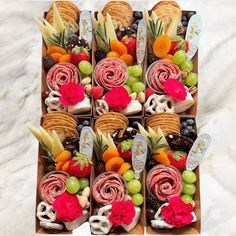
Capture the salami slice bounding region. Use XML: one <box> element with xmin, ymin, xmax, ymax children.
<box><xmin>47</xmin><ymin>62</ymin><xmax>79</xmax><ymax>91</ymax></box>
<box><xmin>39</xmin><ymin>171</ymin><xmax>68</xmax><ymax>205</ymax></box>
<box><xmin>147</xmin><ymin>165</ymin><xmax>182</xmax><ymax>202</ymax></box>
<box><xmin>92</xmin><ymin>172</ymin><xmax>127</xmax><ymax>205</ymax></box>
<box><xmin>147</xmin><ymin>61</ymin><xmax>181</xmax><ymax>94</ymax></box>
<box><xmin>94</xmin><ymin>58</ymin><xmax>128</xmax><ymax>90</ymax></box>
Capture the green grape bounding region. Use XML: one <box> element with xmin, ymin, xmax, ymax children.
<box><xmin>182</xmin><ymin>170</ymin><xmax>197</xmax><ymax>184</ymax></box>
<box><xmin>126</xmin><ymin>75</ymin><xmax>139</xmax><ymax>87</ymax></box>
<box><xmin>79</xmin><ymin>60</ymin><xmax>93</xmax><ymax>75</ymax></box>
<box><xmin>128</xmin><ymin>179</ymin><xmax>142</xmax><ymax>194</ymax></box>
<box><xmin>123</xmin><ymin>85</ymin><xmax>132</xmax><ymax>94</ymax></box>
<box><xmin>186</xmin><ymin>73</ymin><xmax>198</xmax><ymax>86</ymax></box>
<box><xmin>131</xmin><ymin>65</ymin><xmax>142</xmax><ymax>77</ymax></box>
<box><xmin>181</xmin><ymin>195</ymin><xmax>194</xmax><ymax>204</ymax></box>
<box><xmin>79</xmin><ymin>178</ymin><xmax>89</xmax><ymax>190</ymax></box>
<box><xmin>123</xmin><ymin>170</ymin><xmax>135</xmax><ymax>182</ymax></box>
<box><xmin>132</xmin><ymin>82</ymin><xmax>145</xmax><ymax>93</ymax></box>
<box><xmin>180</xmin><ymin>60</ymin><xmax>193</xmax><ymax>73</ymax></box>
<box><xmin>173</xmin><ymin>50</ymin><xmax>187</xmax><ymax>65</ymax></box>
<box><xmin>128</xmin><ymin>66</ymin><xmax>133</xmax><ymax>75</ymax></box>
<box><xmin>66</xmin><ymin>176</ymin><xmax>80</xmax><ymax>194</ymax></box>
<box><xmin>132</xmin><ymin>193</ymin><xmax>144</xmax><ymax>206</ymax></box>
<box><xmin>182</xmin><ymin>183</ymin><xmax>196</xmax><ymax>196</ymax></box>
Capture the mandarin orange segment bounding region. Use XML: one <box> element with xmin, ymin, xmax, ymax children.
<box><xmin>47</xmin><ymin>46</ymin><xmax>67</xmax><ymax>55</ymax></box>
<box><xmin>105</xmin><ymin>157</ymin><xmax>125</xmax><ymax>172</ymax></box>
<box><xmin>119</xmin><ymin>53</ymin><xmax>133</xmax><ymax>66</ymax></box>
<box><xmin>110</xmin><ymin>39</ymin><xmax>127</xmax><ymax>55</ymax></box>
<box><xmin>153</xmin><ymin>35</ymin><xmax>172</xmax><ymax>58</ymax></box>
<box><xmin>117</xmin><ymin>162</ymin><xmax>131</xmax><ymax>175</ymax></box>
<box><xmin>59</xmin><ymin>54</ymin><xmax>71</xmax><ymax>63</ymax></box>
<box><xmin>153</xmin><ymin>149</ymin><xmax>170</xmax><ymax>165</ymax></box>
<box><xmin>107</xmin><ymin>51</ymin><xmax>121</xmax><ymax>58</ymax></box>
<box><xmin>102</xmin><ymin>147</ymin><xmax>120</xmax><ymax>163</ymax></box>
<box><xmin>51</xmin><ymin>53</ymin><xmax>62</xmax><ymax>63</ymax></box>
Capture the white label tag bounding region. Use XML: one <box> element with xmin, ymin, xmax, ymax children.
<box><xmin>79</xmin><ymin>126</ymin><xmax>93</xmax><ymax>159</ymax></box>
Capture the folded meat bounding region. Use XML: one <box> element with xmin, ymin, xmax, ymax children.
<box><xmin>39</xmin><ymin>171</ymin><xmax>68</xmax><ymax>205</ymax></box>
<box><xmin>147</xmin><ymin>61</ymin><xmax>181</xmax><ymax>94</ymax></box>
<box><xmin>147</xmin><ymin>165</ymin><xmax>182</xmax><ymax>202</ymax></box>
<box><xmin>94</xmin><ymin>58</ymin><xmax>127</xmax><ymax>90</ymax></box>
<box><xmin>93</xmin><ymin>172</ymin><xmax>127</xmax><ymax>205</ymax></box>
<box><xmin>47</xmin><ymin>62</ymin><xmax>79</xmax><ymax>91</ymax></box>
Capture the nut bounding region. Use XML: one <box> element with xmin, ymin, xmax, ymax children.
<box><xmin>85</xmin><ymin>201</ymin><xmax>90</xmax><ymax>209</ymax></box>
<box><xmin>130</xmin><ymin>92</ymin><xmax>137</xmax><ymax>100</ymax></box>
<box><xmin>181</xmin><ymin>71</ymin><xmax>188</xmax><ymax>78</ymax></box>
<box><xmin>81</xmin><ymin>77</ymin><xmax>92</xmax><ymax>85</ymax></box>
<box><xmin>77</xmin><ymin>195</ymin><xmax>88</xmax><ymax>209</ymax></box>
<box><xmin>82</xmin><ymin>186</ymin><xmax>90</xmax><ymax>198</ymax></box>
<box><xmin>85</xmin><ymin>84</ymin><xmax>92</xmax><ymax>96</ymax></box>
<box><xmin>137</xmin><ymin>92</ymin><xmax>145</xmax><ymax>103</ymax></box>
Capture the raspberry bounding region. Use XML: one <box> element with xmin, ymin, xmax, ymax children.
<box><xmin>145</xmin><ymin>88</ymin><xmax>155</xmax><ymax>98</ymax></box>
<box><xmin>91</xmin><ymin>86</ymin><xmax>104</xmax><ymax>99</ymax></box>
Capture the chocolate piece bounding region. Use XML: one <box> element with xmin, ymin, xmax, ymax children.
<box><xmin>66</xmin><ymin>35</ymin><xmax>89</xmax><ymax>51</ymax></box>
<box><xmin>63</xmin><ymin>136</ymin><xmax>79</xmax><ymax>151</ymax></box>
<box><xmin>166</xmin><ymin>133</ymin><xmax>194</xmax><ymax>153</ymax></box>
<box><xmin>42</xmin><ymin>55</ymin><xmax>56</xmax><ymax>72</ymax></box>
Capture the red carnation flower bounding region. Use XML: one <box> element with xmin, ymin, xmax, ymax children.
<box><xmin>105</xmin><ymin>87</ymin><xmax>131</xmax><ymax>111</ymax></box>
<box><xmin>53</xmin><ymin>192</ymin><xmax>83</xmax><ymax>222</ymax></box>
<box><xmin>161</xmin><ymin>196</ymin><xmax>194</xmax><ymax>228</ymax></box>
<box><xmin>163</xmin><ymin>79</ymin><xmax>187</xmax><ymax>101</ymax></box>
<box><xmin>58</xmin><ymin>82</ymin><xmax>85</xmax><ymax>106</ymax></box>
<box><xmin>108</xmin><ymin>200</ymin><xmax>136</xmax><ymax>227</ymax></box>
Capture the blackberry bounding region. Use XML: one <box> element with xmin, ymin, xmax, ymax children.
<box><xmin>42</xmin><ymin>55</ymin><xmax>56</xmax><ymax>72</ymax></box>
<box><xmin>147</xmin><ymin>53</ymin><xmax>157</xmax><ymax>66</ymax></box>
<box><xmin>146</xmin><ymin>159</ymin><xmax>158</xmax><ymax>170</ymax></box>
<box><xmin>146</xmin><ymin>208</ymin><xmax>155</xmax><ymax>220</ymax></box>
<box><xmin>96</xmin><ymin>161</ymin><xmax>106</xmax><ymax>175</ymax></box>
<box><xmin>147</xmin><ymin>194</ymin><xmax>162</xmax><ymax>212</ymax></box>
<box><xmin>95</xmin><ymin>48</ymin><xmax>106</xmax><ymax>63</ymax></box>
<box><xmin>66</xmin><ymin>35</ymin><xmax>89</xmax><ymax>50</ymax></box>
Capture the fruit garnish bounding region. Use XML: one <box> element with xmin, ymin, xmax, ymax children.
<box><xmin>55</xmin><ymin>150</ymin><xmax>72</xmax><ymax>163</ymax></box>
<box><xmin>130</xmin><ymin>65</ymin><xmax>142</xmax><ymax>77</ymax></box>
<box><xmin>132</xmin><ymin>193</ymin><xmax>144</xmax><ymax>206</ymax></box>
<box><xmin>117</xmin><ymin>162</ymin><xmax>131</xmax><ymax>175</ymax></box>
<box><xmin>47</xmin><ymin>46</ymin><xmax>67</xmax><ymax>55</ymax></box>
<box><xmin>119</xmin><ymin>53</ymin><xmax>133</xmax><ymax>66</ymax></box>
<box><xmin>173</xmin><ymin>49</ymin><xmax>187</xmax><ymax>65</ymax></box>
<box><xmin>145</xmin><ymin>88</ymin><xmax>155</xmax><ymax>98</ymax></box>
<box><xmin>117</xmin><ymin>139</ymin><xmax>133</xmax><ymax>160</ymax></box>
<box><xmin>105</xmin><ymin>157</ymin><xmax>125</xmax><ymax>172</ymax></box>
<box><xmin>95</xmin><ymin>48</ymin><xmax>107</xmax><ymax>63</ymax></box>
<box><xmin>58</xmin><ymin>54</ymin><xmax>71</xmax><ymax>63</ymax></box>
<box><xmin>91</xmin><ymin>86</ymin><xmax>104</xmax><ymax>99</ymax></box>
<box><xmin>186</xmin><ymin>73</ymin><xmax>198</xmax><ymax>86</ymax></box>
<box><xmin>66</xmin><ymin>176</ymin><xmax>80</xmax><ymax>194</ymax></box>
<box><xmin>107</xmin><ymin>51</ymin><xmax>121</xmax><ymax>58</ymax></box>
<box><xmin>70</xmin><ymin>46</ymin><xmax>90</xmax><ymax>66</ymax></box>
<box><xmin>153</xmin><ymin>34</ymin><xmax>171</xmax><ymax>58</ymax></box>
<box><xmin>102</xmin><ymin>147</ymin><xmax>120</xmax><ymax>163</ymax></box>
<box><xmin>168</xmin><ymin>150</ymin><xmax>187</xmax><ymax>172</ymax></box>
<box><xmin>127</xmin><ymin>179</ymin><xmax>141</xmax><ymax>194</ymax></box>
<box><xmin>152</xmin><ymin>149</ymin><xmax>170</xmax><ymax>165</ymax></box>
<box><xmin>123</xmin><ymin>169</ymin><xmax>135</xmax><ymax>182</ymax></box>
<box><xmin>110</xmin><ymin>39</ymin><xmax>127</xmax><ymax>55</ymax></box>
<box><xmin>79</xmin><ymin>61</ymin><xmax>93</xmax><ymax>75</ymax></box>
<box><xmin>182</xmin><ymin>170</ymin><xmax>197</xmax><ymax>184</ymax></box>
<box><xmin>169</xmin><ymin>36</ymin><xmax>189</xmax><ymax>55</ymax></box>
<box><xmin>66</xmin><ymin>35</ymin><xmax>89</xmax><ymax>51</ymax></box>
<box><xmin>132</xmin><ymin>81</ymin><xmax>145</xmax><ymax>93</ymax></box>
<box><xmin>121</xmin><ymin>35</ymin><xmax>137</xmax><ymax>60</ymax></box>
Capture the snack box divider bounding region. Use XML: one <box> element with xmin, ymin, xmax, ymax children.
<box><xmin>90</xmin><ymin>117</ymin><xmax>146</xmax><ymax>235</ymax></box>
<box><xmin>41</xmin><ymin>11</ymin><xmax>93</xmax><ymax>118</ymax></box>
<box><xmin>145</xmin><ymin>10</ymin><xmax>198</xmax><ymax>117</ymax></box>
<box><xmin>92</xmin><ymin>11</ymin><xmax>146</xmax><ymax>119</ymax></box>
<box><xmin>145</xmin><ymin>115</ymin><xmax>201</xmax><ymax>235</ymax></box>
<box><xmin>35</xmin><ymin>116</ymin><xmax>92</xmax><ymax>234</ymax></box>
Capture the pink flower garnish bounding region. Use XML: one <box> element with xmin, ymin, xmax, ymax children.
<box><xmin>108</xmin><ymin>200</ymin><xmax>136</xmax><ymax>227</ymax></box>
<box><xmin>53</xmin><ymin>192</ymin><xmax>83</xmax><ymax>222</ymax></box>
<box><xmin>161</xmin><ymin>196</ymin><xmax>194</xmax><ymax>228</ymax></box>
<box><xmin>105</xmin><ymin>87</ymin><xmax>131</xmax><ymax>111</ymax></box>
<box><xmin>163</xmin><ymin>79</ymin><xmax>187</xmax><ymax>101</ymax></box>
<box><xmin>58</xmin><ymin>82</ymin><xmax>85</xmax><ymax>106</ymax></box>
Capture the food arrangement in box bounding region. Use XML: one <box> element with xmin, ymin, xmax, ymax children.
<box><xmin>92</xmin><ymin>1</ymin><xmax>147</xmax><ymax>117</ymax></box>
<box><xmin>30</xmin><ymin>0</ymin><xmax>209</xmax><ymax>235</ymax></box>
<box><xmin>145</xmin><ymin>1</ymin><xmax>201</xmax><ymax>116</ymax></box>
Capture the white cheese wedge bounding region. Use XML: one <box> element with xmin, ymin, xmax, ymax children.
<box><xmin>68</xmin><ymin>97</ymin><xmax>91</xmax><ymax>114</ymax></box>
<box><xmin>121</xmin><ymin>100</ymin><xmax>142</xmax><ymax>115</ymax></box>
<box><xmin>175</xmin><ymin>91</ymin><xmax>194</xmax><ymax>113</ymax></box>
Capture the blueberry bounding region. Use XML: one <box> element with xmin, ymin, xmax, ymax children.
<box><xmin>187</xmin><ymin>125</ymin><xmax>193</xmax><ymax>130</ymax></box>
<box><xmin>82</xmin><ymin>120</ymin><xmax>90</xmax><ymax>126</ymax></box>
<box><xmin>181</xmin><ymin>121</ymin><xmax>188</xmax><ymax>128</ymax></box>
<box><xmin>130</xmin><ymin>23</ymin><xmax>138</xmax><ymax>31</ymax></box>
<box><xmin>182</xmin><ymin>20</ymin><xmax>188</xmax><ymax>27</ymax></box>
<box><xmin>131</xmin><ymin>121</ymin><xmax>139</xmax><ymax>129</ymax></box>
<box><xmin>76</xmin><ymin>124</ymin><xmax>84</xmax><ymax>133</ymax></box>
<box><xmin>186</xmin><ymin>119</ymin><xmax>194</xmax><ymax>125</ymax></box>
<box><xmin>182</xmin><ymin>15</ymin><xmax>188</xmax><ymax>22</ymax></box>
<box><xmin>134</xmin><ymin>11</ymin><xmax>143</xmax><ymax>20</ymax></box>
<box><xmin>135</xmin><ymin>20</ymin><xmax>140</xmax><ymax>25</ymax></box>
<box><xmin>181</xmin><ymin>128</ymin><xmax>191</xmax><ymax>137</ymax></box>
<box><xmin>187</xmin><ymin>11</ymin><xmax>196</xmax><ymax>20</ymax></box>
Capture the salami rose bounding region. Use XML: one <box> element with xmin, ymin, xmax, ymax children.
<box><xmin>147</xmin><ymin>165</ymin><xmax>182</xmax><ymax>202</ymax></box>
<box><xmin>47</xmin><ymin>62</ymin><xmax>79</xmax><ymax>91</ymax></box>
<box><xmin>147</xmin><ymin>61</ymin><xmax>181</xmax><ymax>94</ymax></box>
<box><xmin>39</xmin><ymin>171</ymin><xmax>68</xmax><ymax>205</ymax></box>
<box><xmin>94</xmin><ymin>58</ymin><xmax>128</xmax><ymax>90</ymax></box>
<box><xmin>92</xmin><ymin>172</ymin><xmax>127</xmax><ymax>205</ymax></box>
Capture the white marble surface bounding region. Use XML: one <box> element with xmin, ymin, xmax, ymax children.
<box><xmin>0</xmin><ymin>0</ymin><xmax>236</xmax><ymax>235</ymax></box>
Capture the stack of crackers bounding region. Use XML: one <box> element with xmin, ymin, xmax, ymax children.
<box><xmin>146</xmin><ymin>112</ymin><xmax>180</xmax><ymax>135</ymax></box>
<box><xmin>151</xmin><ymin>1</ymin><xmax>182</xmax><ymax>32</ymax></box>
<box><xmin>94</xmin><ymin>112</ymin><xmax>128</xmax><ymax>135</ymax></box>
<box><xmin>42</xmin><ymin>111</ymin><xmax>78</xmax><ymax>138</ymax></box>
<box><xmin>102</xmin><ymin>1</ymin><xmax>133</xmax><ymax>29</ymax></box>
<box><xmin>46</xmin><ymin>1</ymin><xmax>80</xmax><ymax>31</ymax></box>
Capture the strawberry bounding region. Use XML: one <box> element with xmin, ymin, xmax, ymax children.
<box><xmin>92</xmin><ymin>86</ymin><xmax>104</xmax><ymax>100</ymax></box>
<box><xmin>70</xmin><ymin>46</ymin><xmax>90</xmax><ymax>66</ymax></box>
<box><xmin>121</xmin><ymin>35</ymin><xmax>137</xmax><ymax>60</ymax></box>
<box><xmin>167</xmin><ymin>151</ymin><xmax>187</xmax><ymax>173</ymax></box>
<box><xmin>117</xmin><ymin>139</ymin><xmax>133</xmax><ymax>160</ymax></box>
<box><xmin>67</xmin><ymin>151</ymin><xmax>92</xmax><ymax>177</ymax></box>
<box><xmin>168</xmin><ymin>36</ymin><xmax>189</xmax><ymax>55</ymax></box>
<box><xmin>145</xmin><ymin>88</ymin><xmax>155</xmax><ymax>98</ymax></box>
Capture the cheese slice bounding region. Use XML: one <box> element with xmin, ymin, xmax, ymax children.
<box><xmin>53</xmin><ymin>2</ymin><xmax>67</xmax><ymax>35</ymax></box>
<box><xmin>39</xmin><ymin>126</ymin><xmax>53</xmax><ymax>152</ymax></box>
<box><xmin>27</xmin><ymin>124</ymin><xmax>43</xmax><ymax>143</ymax></box>
<box><xmin>51</xmin><ymin>130</ymin><xmax>64</xmax><ymax>157</ymax></box>
<box><xmin>106</xmin><ymin>13</ymin><xmax>117</xmax><ymax>42</ymax></box>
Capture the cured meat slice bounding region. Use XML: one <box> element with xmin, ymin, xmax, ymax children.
<box><xmin>39</xmin><ymin>171</ymin><xmax>68</xmax><ymax>205</ymax></box>
<box><xmin>147</xmin><ymin>165</ymin><xmax>182</xmax><ymax>202</ymax></box>
<box><xmin>47</xmin><ymin>62</ymin><xmax>79</xmax><ymax>91</ymax></box>
<box><xmin>147</xmin><ymin>61</ymin><xmax>181</xmax><ymax>94</ymax></box>
<box><xmin>94</xmin><ymin>58</ymin><xmax>128</xmax><ymax>90</ymax></box>
<box><xmin>92</xmin><ymin>172</ymin><xmax>127</xmax><ymax>205</ymax></box>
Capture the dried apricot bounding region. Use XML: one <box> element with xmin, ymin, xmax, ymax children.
<box><xmin>55</xmin><ymin>150</ymin><xmax>72</xmax><ymax>163</ymax></box>
<box><xmin>51</xmin><ymin>53</ymin><xmax>62</xmax><ymax>63</ymax></box>
<box><xmin>117</xmin><ymin>162</ymin><xmax>131</xmax><ymax>175</ymax></box>
<box><xmin>55</xmin><ymin>161</ymin><xmax>65</xmax><ymax>171</ymax></box>
<box><xmin>107</xmin><ymin>51</ymin><xmax>121</xmax><ymax>58</ymax></box>
<box><xmin>62</xmin><ymin>161</ymin><xmax>70</xmax><ymax>171</ymax></box>
<box><xmin>161</xmin><ymin>54</ymin><xmax>173</xmax><ymax>63</ymax></box>
<box><xmin>102</xmin><ymin>147</ymin><xmax>120</xmax><ymax>163</ymax></box>
<box><xmin>59</xmin><ymin>54</ymin><xmax>71</xmax><ymax>63</ymax></box>
<box><xmin>105</xmin><ymin>157</ymin><xmax>125</xmax><ymax>172</ymax></box>
<box><xmin>47</xmin><ymin>46</ymin><xmax>67</xmax><ymax>55</ymax></box>
<box><xmin>110</xmin><ymin>39</ymin><xmax>127</xmax><ymax>55</ymax></box>
<box><xmin>153</xmin><ymin>35</ymin><xmax>171</xmax><ymax>58</ymax></box>
<box><xmin>119</xmin><ymin>54</ymin><xmax>133</xmax><ymax>66</ymax></box>
<box><xmin>153</xmin><ymin>149</ymin><xmax>170</xmax><ymax>165</ymax></box>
